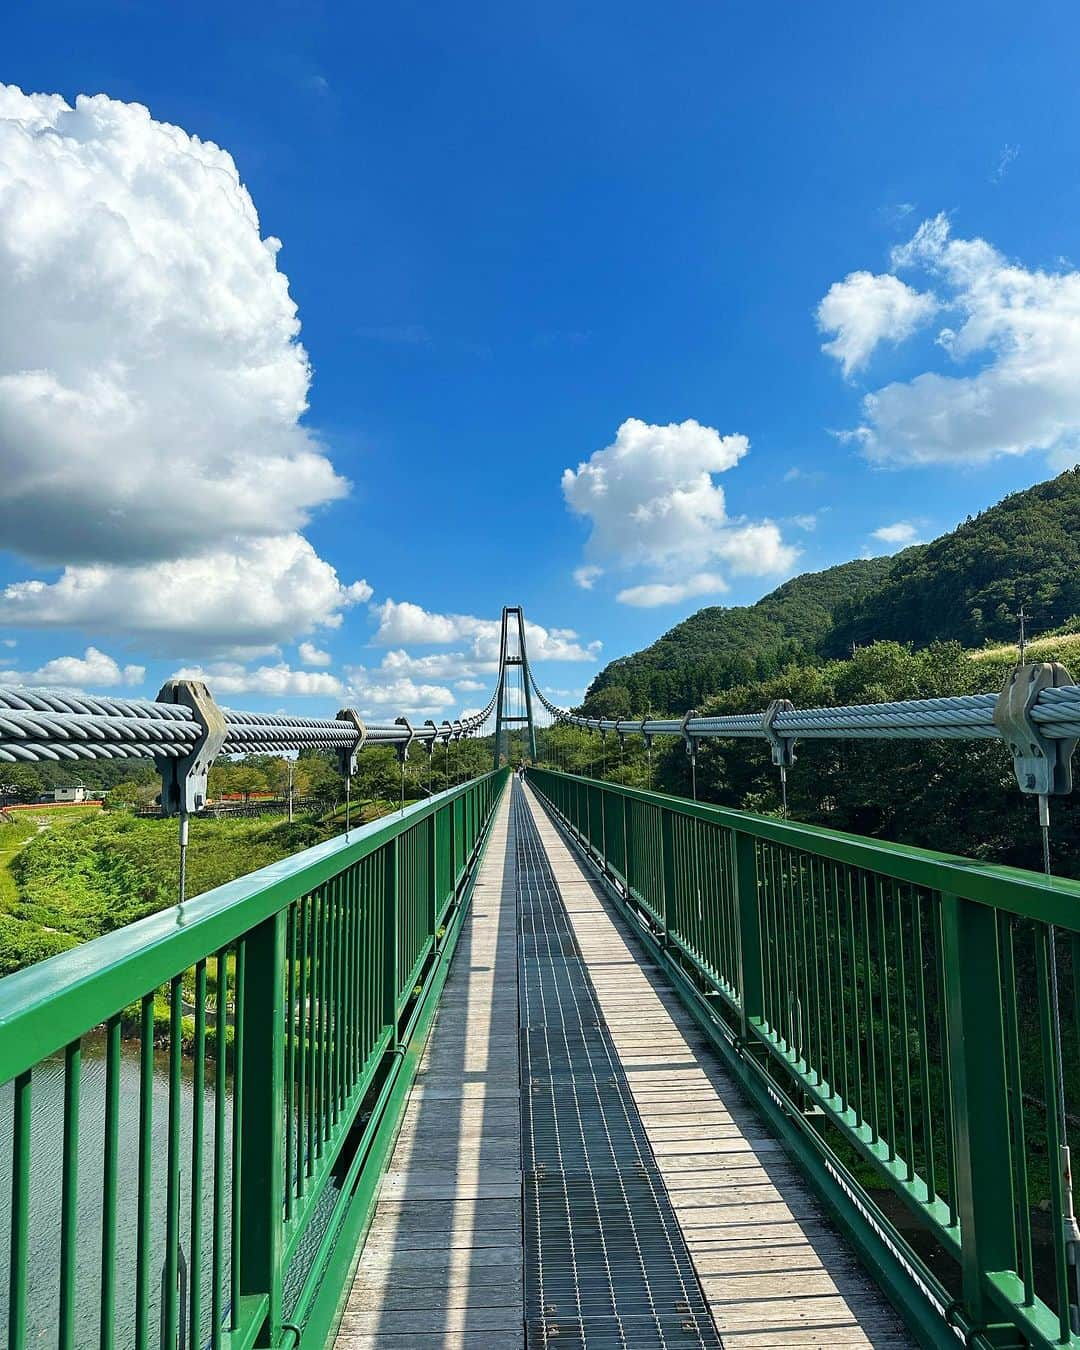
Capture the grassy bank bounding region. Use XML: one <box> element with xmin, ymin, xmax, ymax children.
<box><xmin>0</xmin><ymin>800</ymin><xmax>414</xmax><ymax>978</ymax></box>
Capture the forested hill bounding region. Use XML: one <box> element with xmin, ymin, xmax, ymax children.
<box><xmin>582</xmin><ymin>466</ymin><xmax>1080</xmax><ymax>717</ymax></box>
<box><xmin>583</xmin><ymin>555</ymin><xmax>897</xmax><ymax>715</ymax></box>
<box><xmin>825</xmin><ymin>468</ymin><xmax>1080</xmax><ymax>654</ymax></box>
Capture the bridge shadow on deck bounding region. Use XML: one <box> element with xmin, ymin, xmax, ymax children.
<box><xmin>332</xmin><ymin>791</ymin><xmax>523</xmax><ymax>1349</ymax></box>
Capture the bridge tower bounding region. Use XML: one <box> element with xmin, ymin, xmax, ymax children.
<box><xmin>493</xmin><ymin>605</ymin><xmax>537</xmax><ymax>769</ymax></box>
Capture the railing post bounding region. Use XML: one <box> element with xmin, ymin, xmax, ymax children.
<box><xmin>622</xmin><ymin>793</ymin><xmax>630</xmax><ymax>893</ymax></box>
<box><xmin>448</xmin><ymin>797</ymin><xmax>457</xmax><ymax>894</ymax></box>
<box><xmin>940</xmin><ymin>892</ymin><xmax>1016</xmax><ymax>1328</ymax></box>
<box><xmin>428</xmin><ymin>809</ymin><xmax>439</xmax><ymax>943</ymax></box>
<box><xmin>733</xmin><ymin>831</ymin><xmax>764</xmax><ymax>1043</ymax></box>
<box><xmin>237</xmin><ymin>912</ymin><xmax>285</xmax><ymax>1347</ymax></box>
<box><xmin>659</xmin><ymin>806</ymin><xmax>676</xmax><ymax>946</ymax></box>
<box><xmin>384</xmin><ymin>839</ymin><xmax>400</xmax><ymax>1042</ymax></box>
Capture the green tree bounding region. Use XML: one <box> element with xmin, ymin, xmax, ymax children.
<box><xmin>0</xmin><ymin>764</ymin><xmax>43</xmax><ymax>804</ymax></box>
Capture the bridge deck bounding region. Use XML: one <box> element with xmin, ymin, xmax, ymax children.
<box><xmin>333</xmin><ymin>782</ymin><xmax>914</xmax><ymax>1349</ymax></box>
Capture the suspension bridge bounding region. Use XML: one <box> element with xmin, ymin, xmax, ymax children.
<box><xmin>3</xmin><ymin>606</ymin><xmax>1080</xmax><ymax>1349</ymax></box>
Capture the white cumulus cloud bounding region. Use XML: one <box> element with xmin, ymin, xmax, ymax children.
<box><xmin>0</xmin><ymin>534</ymin><xmax>371</xmax><ymax>657</ymax></box>
<box><xmin>8</xmin><ymin>645</ymin><xmax>144</xmax><ymax>688</ymax></box>
<box><xmin>172</xmin><ymin>661</ymin><xmax>344</xmax><ymax>698</ymax></box>
<box><xmin>0</xmin><ymin>85</ymin><xmax>367</xmax><ymax>659</ymax></box>
<box><xmin>817</xmin><ymin>271</ymin><xmax>938</xmax><ymax>376</ymax></box>
<box><xmin>298</xmin><ymin>641</ymin><xmax>332</xmax><ymax>667</ymax></box>
<box><xmin>832</xmin><ymin>214</ymin><xmax>1080</xmax><ymax>467</ymax></box>
<box><xmin>370</xmin><ymin>602</ymin><xmax>601</xmax><ymax>663</ymax></box>
<box><xmin>616</xmin><ymin>572</ymin><xmax>728</xmax><ymax>608</ymax></box>
<box><xmin>561</xmin><ymin>419</ymin><xmax>796</xmax><ymax>589</ymax></box>
<box><xmin>343</xmin><ymin>667</ymin><xmax>455</xmax><ymax>715</ymax></box>
<box><xmin>0</xmin><ymin>84</ymin><xmax>347</xmax><ymax>565</ymax></box>
<box><xmin>871</xmin><ymin>520</ymin><xmax>923</xmax><ymax>547</ymax></box>
<box><xmin>573</xmin><ymin>565</ymin><xmax>603</xmax><ymax>590</ymax></box>
<box><xmin>379</xmin><ymin>649</ymin><xmax>497</xmax><ymax>681</ymax></box>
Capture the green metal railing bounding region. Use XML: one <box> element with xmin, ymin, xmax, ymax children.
<box><xmin>528</xmin><ymin>766</ymin><xmax>1080</xmax><ymax>1350</ymax></box>
<box><xmin>1</xmin><ymin>768</ymin><xmax>507</xmax><ymax>1350</ymax></box>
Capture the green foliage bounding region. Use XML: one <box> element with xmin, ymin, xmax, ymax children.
<box><xmin>0</xmin><ymin>913</ymin><xmax>79</xmax><ymax>976</ymax></box>
<box><xmin>0</xmin><ymin>764</ymin><xmax>45</xmax><ymax>804</ymax></box>
<box><xmin>0</xmin><ymin>810</ymin><xmax>340</xmax><ymax>975</ymax></box>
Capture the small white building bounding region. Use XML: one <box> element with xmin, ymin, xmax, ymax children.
<box><xmin>52</xmin><ymin>786</ymin><xmax>87</xmax><ymax>803</ymax></box>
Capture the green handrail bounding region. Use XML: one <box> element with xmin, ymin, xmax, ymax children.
<box><xmin>1</xmin><ymin>768</ymin><xmax>508</xmax><ymax>1350</ymax></box>
<box><xmin>528</xmin><ymin>766</ymin><xmax>1080</xmax><ymax>1350</ymax></box>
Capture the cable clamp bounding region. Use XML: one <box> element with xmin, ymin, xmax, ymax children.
<box><xmin>395</xmin><ymin>716</ymin><xmax>416</xmax><ymax>764</ymax></box>
<box><xmin>335</xmin><ymin>708</ymin><xmax>367</xmax><ymax>777</ymax></box>
<box><xmin>762</xmin><ymin>699</ymin><xmax>797</xmax><ymax>768</ymax></box>
<box><xmin>681</xmin><ymin>708</ymin><xmax>699</xmax><ymax>756</ymax></box>
<box><xmin>640</xmin><ymin>718</ymin><xmax>653</xmax><ymax>750</ymax></box>
<box><xmin>993</xmin><ymin>662</ymin><xmax>1076</xmax><ymax>795</ymax></box>
<box><xmin>422</xmin><ymin>719</ymin><xmax>439</xmax><ymax>755</ymax></box>
<box><xmin>154</xmin><ymin>679</ymin><xmax>226</xmax><ymax>816</ymax></box>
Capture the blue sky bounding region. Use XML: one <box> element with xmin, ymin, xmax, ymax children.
<box><xmin>2</xmin><ymin>1</ymin><xmax>1079</xmax><ymax>718</ymax></box>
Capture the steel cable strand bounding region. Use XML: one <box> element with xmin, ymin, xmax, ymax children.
<box><xmin>0</xmin><ymin>709</ymin><xmax>201</xmax><ymax>749</ymax></box>
<box><xmin>0</xmin><ymin>687</ymin><xmax>197</xmax><ymax>721</ymax></box>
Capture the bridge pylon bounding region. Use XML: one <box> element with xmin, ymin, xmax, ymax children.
<box><xmin>493</xmin><ymin>605</ymin><xmax>537</xmax><ymax>769</ymax></box>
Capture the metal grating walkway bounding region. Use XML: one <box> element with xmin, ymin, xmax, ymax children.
<box><xmin>515</xmin><ymin>782</ymin><xmax>723</xmax><ymax>1349</ymax></box>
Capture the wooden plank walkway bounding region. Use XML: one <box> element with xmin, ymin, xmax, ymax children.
<box><xmin>334</xmin><ymin>789</ymin><xmax>523</xmax><ymax>1349</ymax></box>
<box><xmin>525</xmin><ymin>783</ymin><xmax>916</xmax><ymax>1350</ymax></box>
<box><xmin>334</xmin><ymin>781</ymin><xmax>917</xmax><ymax>1349</ymax></box>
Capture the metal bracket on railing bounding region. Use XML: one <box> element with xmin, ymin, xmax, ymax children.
<box><xmin>762</xmin><ymin>699</ymin><xmax>797</xmax><ymax>769</ymax></box>
<box><xmin>681</xmin><ymin>709</ymin><xmax>699</xmax><ymax>799</ymax></box>
<box><xmin>640</xmin><ymin>718</ymin><xmax>653</xmax><ymax>750</ymax></box>
<box><xmin>335</xmin><ymin>708</ymin><xmax>367</xmax><ymax>777</ymax></box>
<box><xmin>993</xmin><ymin>663</ymin><xmax>1077</xmax><ymax>795</ymax></box>
<box><xmin>395</xmin><ymin>716</ymin><xmax>416</xmax><ymax>764</ymax></box>
<box><xmin>154</xmin><ymin>680</ymin><xmax>226</xmax><ymax>816</ymax></box>
<box><xmin>422</xmin><ymin>719</ymin><xmax>439</xmax><ymax>755</ymax></box>
<box><xmin>680</xmin><ymin>709</ymin><xmax>698</xmax><ymax>756</ymax></box>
